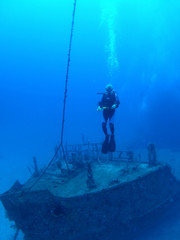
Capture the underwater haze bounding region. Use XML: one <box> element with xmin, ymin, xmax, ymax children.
<box><xmin>0</xmin><ymin>0</ymin><xmax>180</xmax><ymax>239</ymax></box>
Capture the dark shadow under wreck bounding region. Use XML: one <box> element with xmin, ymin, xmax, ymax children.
<box><xmin>0</xmin><ymin>143</ymin><xmax>180</xmax><ymax>240</ymax></box>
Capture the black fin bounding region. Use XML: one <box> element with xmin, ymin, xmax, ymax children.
<box><xmin>109</xmin><ymin>135</ymin><xmax>116</xmax><ymax>152</ymax></box>
<box><xmin>102</xmin><ymin>135</ymin><xmax>109</xmax><ymax>154</ymax></box>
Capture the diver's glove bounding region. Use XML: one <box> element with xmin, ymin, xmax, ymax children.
<box><xmin>111</xmin><ymin>104</ymin><xmax>117</xmax><ymax>109</ymax></box>
<box><xmin>97</xmin><ymin>106</ymin><xmax>102</xmax><ymax>111</ymax></box>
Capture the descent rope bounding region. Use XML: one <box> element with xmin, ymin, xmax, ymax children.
<box><xmin>29</xmin><ymin>0</ymin><xmax>78</xmax><ymax>189</ymax></box>
<box><xmin>0</xmin><ymin>0</ymin><xmax>78</xmax><ymax>197</ymax></box>
<box><xmin>61</xmin><ymin>0</ymin><xmax>77</xmax><ymax>147</ymax></box>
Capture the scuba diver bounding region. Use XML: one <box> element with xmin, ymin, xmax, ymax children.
<box><xmin>97</xmin><ymin>84</ymin><xmax>120</xmax><ymax>154</ymax></box>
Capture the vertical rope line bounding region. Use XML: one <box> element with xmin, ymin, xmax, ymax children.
<box><xmin>60</xmin><ymin>0</ymin><xmax>77</xmax><ymax>147</ymax></box>
<box><xmin>18</xmin><ymin>0</ymin><xmax>78</xmax><ymax>191</ymax></box>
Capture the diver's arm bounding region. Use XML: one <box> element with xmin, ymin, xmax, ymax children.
<box><xmin>97</xmin><ymin>106</ymin><xmax>102</xmax><ymax>111</ymax></box>
<box><xmin>115</xmin><ymin>93</ymin><xmax>120</xmax><ymax>108</ymax></box>
<box><xmin>97</xmin><ymin>94</ymin><xmax>104</xmax><ymax>111</ymax></box>
<box><xmin>111</xmin><ymin>93</ymin><xmax>120</xmax><ymax>109</ymax></box>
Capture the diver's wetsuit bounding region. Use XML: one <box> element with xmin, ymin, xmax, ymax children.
<box><xmin>99</xmin><ymin>91</ymin><xmax>120</xmax><ymax>135</ymax></box>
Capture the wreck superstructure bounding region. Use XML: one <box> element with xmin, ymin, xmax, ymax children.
<box><xmin>0</xmin><ymin>143</ymin><xmax>180</xmax><ymax>240</ymax></box>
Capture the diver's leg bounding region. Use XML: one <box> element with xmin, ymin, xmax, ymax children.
<box><xmin>102</xmin><ymin>110</ymin><xmax>108</xmax><ymax>136</ymax></box>
<box><xmin>109</xmin><ymin>123</ymin><xmax>114</xmax><ymax>135</ymax></box>
<box><xmin>109</xmin><ymin>110</ymin><xmax>116</xmax><ymax>152</ymax></box>
<box><xmin>109</xmin><ymin>110</ymin><xmax>115</xmax><ymax>135</ymax></box>
<box><xmin>102</xmin><ymin>122</ymin><xmax>107</xmax><ymax>135</ymax></box>
<box><xmin>101</xmin><ymin>110</ymin><xmax>109</xmax><ymax>153</ymax></box>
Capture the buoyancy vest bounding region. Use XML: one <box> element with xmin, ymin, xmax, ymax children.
<box><xmin>101</xmin><ymin>91</ymin><xmax>116</xmax><ymax>108</ymax></box>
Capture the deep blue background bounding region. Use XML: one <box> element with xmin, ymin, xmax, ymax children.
<box><xmin>0</xmin><ymin>1</ymin><xmax>180</xmax><ymax>238</ymax></box>
<box><xmin>0</xmin><ymin>0</ymin><xmax>180</xmax><ymax>168</ymax></box>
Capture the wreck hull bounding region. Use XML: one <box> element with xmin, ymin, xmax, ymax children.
<box><xmin>1</xmin><ymin>165</ymin><xmax>180</xmax><ymax>240</ymax></box>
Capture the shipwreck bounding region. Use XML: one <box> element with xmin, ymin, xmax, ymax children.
<box><xmin>0</xmin><ymin>143</ymin><xmax>180</xmax><ymax>240</ymax></box>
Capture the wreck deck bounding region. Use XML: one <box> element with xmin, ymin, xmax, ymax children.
<box><xmin>1</xmin><ymin>145</ymin><xmax>180</xmax><ymax>240</ymax></box>
<box><xmin>23</xmin><ymin>162</ymin><xmax>160</xmax><ymax>198</ymax></box>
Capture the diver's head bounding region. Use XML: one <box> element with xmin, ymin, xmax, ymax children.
<box><xmin>105</xmin><ymin>84</ymin><xmax>113</xmax><ymax>93</ymax></box>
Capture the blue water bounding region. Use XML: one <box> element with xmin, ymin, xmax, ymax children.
<box><xmin>0</xmin><ymin>0</ymin><xmax>180</xmax><ymax>239</ymax></box>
